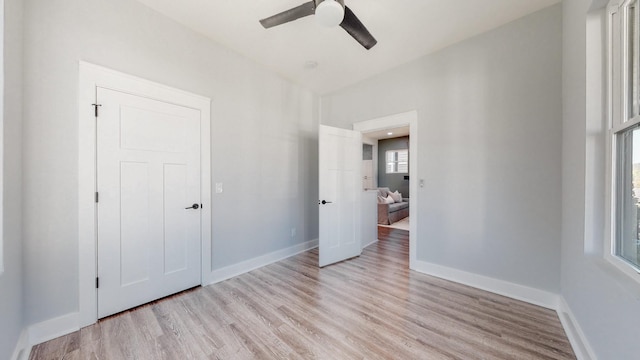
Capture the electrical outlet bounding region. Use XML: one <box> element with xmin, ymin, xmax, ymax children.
<box><xmin>215</xmin><ymin>183</ymin><xmax>223</xmax><ymax>193</ymax></box>
<box><xmin>291</xmin><ymin>228</ymin><xmax>296</xmax><ymax>238</ymax></box>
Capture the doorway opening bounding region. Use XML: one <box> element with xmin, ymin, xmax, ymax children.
<box><xmin>353</xmin><ymin>111</ymin><xmax>418</xmax><ymax>269</ymax></box>
<box><xmin>362</xmin><ymin>126</ymin><xmax>410</xmax><ymax>231</ymax></box>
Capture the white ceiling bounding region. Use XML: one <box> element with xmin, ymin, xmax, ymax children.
<box><xmin>364</xmin><ymin>126</ymin><xmax>410</xmax><ymax>141</ymax></box>
<box><xmin>136</xmin><ymin>0</ymin><xmax>560</xmax><ymax>94</ymax></box>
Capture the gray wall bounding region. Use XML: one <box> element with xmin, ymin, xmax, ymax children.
<box><xmin>562</xmin><ymin>0</ymin><xmax>640</xmax><ymax>357</ymax></box>
<box><xmin>321</xmin><ymin>5</ymin><xmax>562</xmax><ymax>294</ymax></box>
<box><xmin>13</xmin><ymin>0</ymin><xmax>640</xmax><ymax>357</ymax></box>
<box><xmin>0</xmin><ymin>0</ymin><xmax>24</xmax><ymax>358</ymax></box>
<box><xmin>21</xmin><ymin>0</ymin><xmax>319</xmax><ymax>326</ymax></box>
<box><xmin>377</xmin><ymin>136</ymin><xmax>409</xmax><ymax>198</ymax></box>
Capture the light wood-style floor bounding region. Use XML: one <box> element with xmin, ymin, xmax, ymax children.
<box><xmin>30</xmin><ymin>228</ymin><xmax>575</xmax><ymax>359</ymax></box>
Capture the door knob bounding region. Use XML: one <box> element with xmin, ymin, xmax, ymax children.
<box><xmin>319</xmin><ymin>200</ymin><xmax>333</xmax><ymax>205</ymax></box>
<box><xmin>185</xmin><ymin>203</ymin><xmax>200</xmax><ymax>209</ymax></box>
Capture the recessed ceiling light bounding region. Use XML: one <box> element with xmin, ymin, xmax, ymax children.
<box><xmin>387</xmin><ymin>132</ymin><xmax>393</xmax><ymax>136</ymax></box>
<box><xmin>304</xmin><ymin>61</ymin><xmax>318</xmax><ymax>70</ymax></box>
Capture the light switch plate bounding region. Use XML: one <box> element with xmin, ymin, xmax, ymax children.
<box><xmin>215</xmin><ymin>183</ymin><xmax>223</xmax><ymax>193</ymax></box>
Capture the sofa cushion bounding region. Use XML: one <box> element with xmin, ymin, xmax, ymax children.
<box><xmin>388</xmin><ymin>201</ymin><xmax>409</xmax><ymax>212</ymax></box>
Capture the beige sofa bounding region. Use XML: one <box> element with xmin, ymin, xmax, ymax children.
<box><xmin>377</xmin><ymin>187</ymin><xmax>409</xmax><ymax>225</ymax></box>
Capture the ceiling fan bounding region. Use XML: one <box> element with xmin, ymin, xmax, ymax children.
<box><xmin>259</xmin><ymin>0</ymin><xmax>377</xmax><ymax>50</ymax></box>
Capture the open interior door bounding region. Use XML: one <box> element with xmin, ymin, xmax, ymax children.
<box><xmin>319</xmin><ymin>125</ymin><xmax>362</xmax><ymax>267</ymax></box>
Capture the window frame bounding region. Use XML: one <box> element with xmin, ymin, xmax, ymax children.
<box><xmin>606</xmin><ymin>0</ymin><xmax>640</xmax><ymax>281</ymax></box>
<box><xmin>385</xmin><ymin>149</ymin><xmax>408</xmax><ymax>174</ymax></box>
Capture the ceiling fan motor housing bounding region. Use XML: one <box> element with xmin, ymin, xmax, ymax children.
<box><xmin>314</xmin><ymin>0</ymin><xmax>345</xmax><ymax>9</ymax></box>
<box><xmin>314</xmin><ymin>0</ymin><xmax>346</xmax><ymax>27</ymax></box>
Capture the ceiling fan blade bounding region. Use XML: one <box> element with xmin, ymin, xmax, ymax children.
<box><xmin>259</xmin><ymin>1</ymin><xmax>316</xmax><ymax>29</ymax></box>
<box><xmin>339</xmin><ymin>6</ymin><xmax>377</xmax><ymax>50</ymax></box>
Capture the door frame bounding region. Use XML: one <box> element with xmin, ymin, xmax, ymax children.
<box><xmin>353</xmin><ymin>110</ymin><xmax>418</xmax><ymax>269</ymax></box>
<box><xmin>78</xmin><ymin>62</ymin><xmax>212</xmax><ymax>327</ymax></box>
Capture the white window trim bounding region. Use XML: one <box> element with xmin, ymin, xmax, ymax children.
<box><xmin>605</xmin><ymin>0</ymin><xmax>640</xmax><ymax>282</ymax></box>
<box><xmin>385</xmin><ymin>149</ymin><xmax>408</xmax><ymax>174</ymax></box>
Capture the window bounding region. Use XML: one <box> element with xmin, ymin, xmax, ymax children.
<box><xmin>615</xmin><ymin>126</ymin><xmax>640</xmax><ymax>269</ymax></box>
<box><xmin>386</xmin><ymin>149</ymin><xmax>408</xmax><ymax>174</ymax></box>
<box><xmin>607</xmin><ymin>0</ymin><xmax>640</xmax><ymax>278</ymax></box>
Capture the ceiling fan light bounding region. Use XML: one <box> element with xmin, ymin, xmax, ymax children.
<box><xmin>315</xmin><ymin>0</ymin><xmax>344</xmax><ymax>27</ymax></box>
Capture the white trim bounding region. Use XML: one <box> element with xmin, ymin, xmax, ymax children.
<box><xmin>27</xmin><ymin>239</ymin><xmax>317</xmax><ymax>347</ymax></box>
<box><xmin>27</xmin><ymin>312</ymin><xmax>79</xmax><ymax>346</ymax></box>
<box><xmin>604</xmin><ymin>1</ymin><xmax>640</xmax><ymax>284</ymax></box>
<box><xmin>206</xmin><ymin>239</ymin><xmax>319</xmax><ymax>285</ymax></box>
<box><xmin>612</xmin><ymin>114</ymin><xmax>640</xmax><ymax>132</ymax></box>
<box><xmin>362</xmin><ymin>238</ymin><xmax>379</xmax><ymax>249</ymax></box>
<box><xmin>353</xmin><ymin>110</ymin><xmax>419</xmax><ymax>269</ymax></box>
<box><xmin>412</xmin><ymin>259</ymin><xmax>560</xmax><ymax>309</ymax></box>
<box><xmin>22</xmin><ymin>266</ymin><xmax>597</xmax><ymax>360</ymax></box>
<box><xmin>605</xmin><ymin>3</ymin><xmax>617</xmax><ymax>279</ymax></box>
<box><xmin>557</xmin><ymin>298</ymin><xmax>598</xmax><ymax>360</ymax></box>
<box><xmin>10</xmin><ymin>330</ymin><xmax>30</xmax><ymax>360</ymax></box>
<box><xmin>412</xmin><ymin>259</ymin><xmax>596</xmax><ymax>359</ymax></box>
<box><xmin>78</xmin><ymin>62</ymin><xmax>212</xmax><ymax>327</ymax></box>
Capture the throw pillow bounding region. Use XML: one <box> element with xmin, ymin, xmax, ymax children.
<box><xmin>384</xmin><ymin>195</ymin><xmax>395</xmax><ymax>204</ymax></box>
<box><xmin>378</xmin><ymin>187</ymin><xmax>391</xmax><ymax>198</ymax></box>
<box><xmin>390</xmin><ymin>191</ymin><xmax>402</xmax><ymax>203</ymax></box>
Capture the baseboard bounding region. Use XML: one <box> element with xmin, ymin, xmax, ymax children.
<box><xmin>10</xmin><ymin>329</ymin><xmax>30</xmax><ymax>360</ymax></box>
<box><xmin>411</xmin><ymin>260</ymin><xmax>598</xmax><ymax>358</ymax></box>
<box><xmin>28</xmin><ymin>312</ymin><xmax>80</xmax><ymax>347</ymax></box>
<box><xmin>206</xmin><ymin>239</ymin><xmax>319</xmax><ymax>285</ymax></box>
<box><xmin>17</xmin><ymin>247</ymin><xmax>596</xmax><ymax>360</ymax></box>
<box><xmin>557</xmin><ymin>297</ymin><xmax>597</xmax><ymax>360</ymax></box>
<box><xmin>362</xmin><ymin>239</ymin><xmax>378</xmax><ymax>249</ymax></box>
<box><xmin>412</xmin><ymin>260</ymin><xmax>560</xmax><ymax>310</ymax></box>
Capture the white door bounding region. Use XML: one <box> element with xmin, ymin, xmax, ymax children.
<box><xmin>319</xmin><ymin>125</ymin><xmax>362</xmax><ymax>267</ymax></box>
<box><xmin>97</xmin><ymin>87</ymin><xmax>202</xmax><ymax>318</ymax></box>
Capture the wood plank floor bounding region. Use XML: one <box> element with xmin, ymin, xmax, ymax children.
<box><xmin>30</xmin><ymin>228</ymin><xmax>575</xmax><ymax>359</ymax></box>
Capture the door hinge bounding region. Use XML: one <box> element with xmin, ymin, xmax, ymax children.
<box><xmin>95</xmin><ymin>192</ymin><xmax>99</xmax><ymax>203</ymax></box>
<box><xmin>96</xmin><ymin>277</ymin><xmax>99</xmax><ymax>289</ymax></box>
<box><xmin>92</xmin><ymin>103</ymin><xmax>102</xmax><ymax>117</ymax></box>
